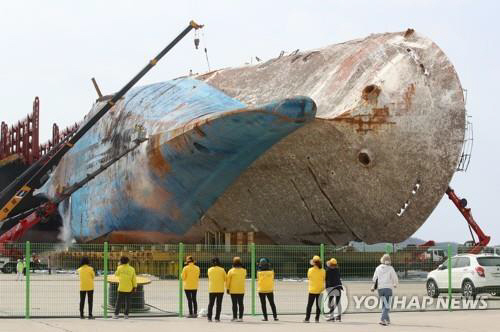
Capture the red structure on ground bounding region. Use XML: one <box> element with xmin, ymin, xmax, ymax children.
<box><xmin>0</xmin><ymin>97</ymin><xmax>78</xmax><ymax>165</ymax></box>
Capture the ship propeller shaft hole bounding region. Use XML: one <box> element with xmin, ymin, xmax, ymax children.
<box><xmin>358</xmin><ymin>152</ymin><xmax>371</xmax><ymax>166</ymax></box>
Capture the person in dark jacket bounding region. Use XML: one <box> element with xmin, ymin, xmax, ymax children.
<box><xmin>325</xmin><ymin>258</ymin><xmax>343</xmax><ymax>322</ymax></box>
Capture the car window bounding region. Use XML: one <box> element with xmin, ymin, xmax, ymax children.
<box><xmin>454</xmin><ymin>257</ymin><xmax>470</xmax><ymax>268</ymax></box>
<box><xmin>477</xmin><ymin>257</ymin><xmax>500</xmax><ymax>266</ymax></box>
<box><xmin>461</xmin><ymin>257</ymin><xmax>470</xmax><ymax>267</ymax></box>
<box><xmin>451</xmin><ymin>257</ymin><xmax>459</xmax><ymax>268</ymax></box>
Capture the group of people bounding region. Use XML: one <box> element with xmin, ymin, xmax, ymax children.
<box><xmin>77</xmin><ymin>256</ymin><xmax>137</xmax><ymax>319</ymax></box>
<box><xmin>180</xmin><ymin>255</ymin><xmax>343</xmax><ymax>323</ymax></box>
<box><xmin>77</xmin><ymin>253</ymin><xmax>398</xmax><ymax>325</ymax></box>
<box><xmin>181</xmin><ymin>255</ymin><xmax>278</xmax><ymax>322</ymax></box>
<box><xmin>304</xmin><ymin>255</ymin><xmax>343</xmax><ymax>323</ymax></box>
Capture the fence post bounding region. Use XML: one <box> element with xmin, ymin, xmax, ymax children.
<box><xmin>320</xmin><ymin>243</ymin><xmax>325</xmax><ymax>263</ymax></box>
<box><xmin>25</xmin><ymin>241</ymin><xmax>30</xmax><ymax>319</ymax></box>
<box><xmin>320</xmin><ymin>243</ymin><xmax>325</xmax><ymax>315</ymax></box>
<box><xmin>103</xmin><ymin>242</ymin><xmax>109</xmax><ymax>318</ymax></box>
<box><xmin>251</xmin><ymin>243</ymin><xmax>256</xmax><ymax>316</ymax></box>
<box><xmin>178</xmin><ymin>242</ymin><xmax>184</xmax><ymax>317</ymax></box>
<box><xmin>447</xmin><ymin>244</ymin><xmax>452</xmax><ymax>311</ymax></box>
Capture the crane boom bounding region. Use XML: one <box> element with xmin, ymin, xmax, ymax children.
<box><xmin>0</xmin><ymin>136</ymin><xmax>147</xmax><ymax>243</ymax></box>
<box><xmin>446</xmin><ymin>186</ymin><xmax>490</xmax><ymax>254</ymax></box>
<box><xmin>0</xmin><ymin>20</ymin><xmax>203</xmax><ymax>222</ymax></box>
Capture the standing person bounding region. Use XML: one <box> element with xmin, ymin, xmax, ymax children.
<box><xmin>16</xmin><ymin>259</ymin><xmax>24</xmax><ymax>281</ymax></box>
<box><xmin>226</xmin><ymin>256</ymin><xmax>247</xmax><ymax>322</ymax></box>
<box><xmin>207</xmin><ymin>257</ymin><xmax>226</xmax><ymax>322</ymax></box>
<box><xmin>77</xmin><ymin>257</ymin><xmax>95</xmax><ymax>319</ymax></box>
<box><xmin>113</xmin><ymin>256</ymin><xmax>137</xmax><ymax>319</ymax></box>
<box><xmin>181</xmin><ymin>256</ymin><xmax>200</xmax><ymax>318</ymax></box>
<box><xmin>304</xmin><ymin>255</ymin><xmax>325</xmax><ymax>323</ymax></box>
<box><xmin>371</xmin><ymin>254</ymin><xmax>398</xmax><ymax>326</ymax></box>
<box><xmin>325</xmin><ymin>258</ymin><xmax>343</xmax><ymax>322</ymax></box>
<box><xmin>257</xmin><ymin>258</ymin><xmax>278</xmax><ymax>321</ymax></box>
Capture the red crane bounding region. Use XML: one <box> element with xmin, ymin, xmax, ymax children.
<box><xmin>445</xmin><ymin>186</ymin><xmax>490</xmax><ymax>254</ymax></box>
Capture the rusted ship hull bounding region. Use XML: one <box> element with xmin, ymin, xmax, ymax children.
<box><xmin>38</xmin><ymin>30</ymin><xmax>465</xmax><ymax>244</ymax></box>
<box><xmin>37</xmin><ymin>78</ymin><xmax>316</xmax><ymax>242</ymax></box>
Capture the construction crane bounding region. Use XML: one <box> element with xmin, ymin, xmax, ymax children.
<box><xmin>0</xmin><ymin>20</ymin><xmax>203</xmax><ymax>223</ymax></box>
<box><xmin>0</xmin><ymin>21</ymin><xmax>203</xmax><ymax>244</ymax></box>
<box><xmin>446</xmin><ymin>186</ymin><xmax>490</xmax><ymax>254</ymax></box>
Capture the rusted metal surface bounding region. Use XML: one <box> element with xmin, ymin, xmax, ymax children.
<box><xmin>36</xmin><ymin>78</ymin><xmax>315</xmax><ymax>242</ymax></box>
<box><xmin>197</xmin><ymin>30</ymin><xmax>466</xmax><ymax>245</ymax></box>
<box><xmin>23</xmin><ymin>30</ymin><xmax>465</xmax><ymax>245</ymax></box>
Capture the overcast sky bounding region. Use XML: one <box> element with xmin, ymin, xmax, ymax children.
<box><xmin>0</xmin><ymin>1</ymin><xmax>498</xmax><ymax>245</ymax></box>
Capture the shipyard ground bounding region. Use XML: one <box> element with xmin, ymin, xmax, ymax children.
<box><xmin>1</xmin><ymin>310</ymin><xmax>499</xmax><ymax>332</ymax></box>
<box><xmin>1</xmin><ymin>274</ymin><xmax>500</xmax><ymax>316</ymax></box>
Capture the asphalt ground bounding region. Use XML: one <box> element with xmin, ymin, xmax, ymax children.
<box><xmin>0</xmin><ymin>310</ymin><xmax>499</xmax><ymax>332</ymax></box>
<box><xmin>1</xmin><ymin>273</ymin><xmax>498</xmax><ymax>317</ymax></box>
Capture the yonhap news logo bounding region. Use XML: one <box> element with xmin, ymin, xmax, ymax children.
<box><xmin>350</xmin><ymin>295</ymin><xmax>488</xmax><ymax>311</ymax></box>
<box><xmin>321</xmin><ymin>286</ymin><xmax>349</xmax><ymax>317</ymax></box>
<box><xmin>321</xmin><ymin>285</ymin><xmax>489</xmax><ymax>315</ymax></box>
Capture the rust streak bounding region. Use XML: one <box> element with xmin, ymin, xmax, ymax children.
<box><xmin>332</xmin><ymin>106</ymin><xmax>395</xmax><ymax>133</ymax></box>
<box><xmin>194</xmin><ymin>124</ymin><xmax>206</xmax><ymax>137</ymax></box>
<box><xmin>171</xmin><ymin>102</ymin><xmax>188</xmax><ymax>112</ymax></box>
<box><xmin>403</xmin><ymin>83</ymin><xmax>416</xmax><ymax>111</ymax></box>
<box><xmin>147</xmin><ymin>134</ymin><xmax>171</xmax><ymax>177</ymax></box>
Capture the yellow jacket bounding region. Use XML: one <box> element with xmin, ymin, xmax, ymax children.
<box><xmin>308</xmin><ymin>266</ymin><xmax>326</xmax><ymax>294</ymax></box>
<box><xmin>208</xmin><ymin>266</ymin><xmax>226</xmax><ymax>293</ymax></box>
<box><xmin>257</xmin><ymin>270</ymin><xmax>274</xmax><ymax>293</ymax></box>
<box><xmin>226</xmin><ymin>267</ymin><xmax>247</xmax><ymax>294</ymax></box>
<box><xmin>181</xmin><ymin>263</ymin><xmax>200</xmax><ymax>290</ymax></box>
<box><xmin>115</xmin><ymin>264</ymin><xmax>137</xmax><ymax>292</ymax></box>
<box><xmin>77</xmin><ymin>264</ymin><xmax>95</xmax><ymax>291</ymax></box>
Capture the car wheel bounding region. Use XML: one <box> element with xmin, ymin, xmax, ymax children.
<box><xmin>462</xmin><ymin>280</ymin><xmax>476</xmax><ymax>300</ymax></box>
<box><xmin>427</xmin><ymin>279</ymin><xmax>439</xmax><ymax>298</ymax></box>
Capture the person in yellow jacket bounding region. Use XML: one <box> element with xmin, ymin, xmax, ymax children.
<box><xmin>16</xmin><ymin>259</ymin><xmax>24</xmax><ymax>281</ymax></box>
<box><xmin>304</xmin><ymin>255</ymin><xmax>325</xmax><ymax>323</ymax></box>
<box><xmin>77</xmin><ymin>257</ymin><xmax>95</xmax><ymax>319</ymax></box>
<box><xmin>226</xmin><ymin>256</ymin><xmax>247</xmax><ymax>322</ymax></box>
<box><xmin>181</xmin><ymin>256</ymin><xmax>200</xmax><ymax>318</ymax></box>
<box><xmin>257</xmin><ymin>258</ymin><xmax>278</xmax><ymax>321</ymax></box>
<box><xmin>207</xmin><ymin>257</ymin><xmax>226</xmax><ymax>322</ymax></box>
<box><xmin>113</xmin><ymin>256</ymin><xmax>137</xmax><ymax>319</ymax></box>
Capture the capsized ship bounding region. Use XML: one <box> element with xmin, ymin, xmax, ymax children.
<box><xmin>36</xmin><ymin>30</ymin><xmax>465</xmax><ymax>245</ymax></box>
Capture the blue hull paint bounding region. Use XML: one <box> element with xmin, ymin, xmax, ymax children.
<box><xmin>40</xmin><ymin>77</ymin><xmax>316</xmax><ymax>240</ymax></box>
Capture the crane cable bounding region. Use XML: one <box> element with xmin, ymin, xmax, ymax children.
<box><xmin>194</xmin><ymin>29</ymin><xmax>211</xmax><ymax>72</ymax></box>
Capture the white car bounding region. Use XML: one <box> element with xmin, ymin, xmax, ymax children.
<box><xmin>0</xmin><ymin>257</ymin><xmax>10</xmax><ymax>269</ymax></box>
<box><xmin>426</xmin><ymin>254</ymin><xmax>500</xmax><ymax>299</ymax></box>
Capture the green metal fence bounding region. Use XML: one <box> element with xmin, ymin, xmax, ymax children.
<box><xmin>0</xmin><ymin>242</ymin><xmax>498</xmax><ymax>318</ymax></box>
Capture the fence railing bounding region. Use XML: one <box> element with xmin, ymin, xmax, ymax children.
<box><xmin>0</xmin><ymin>242</ymin><xmax>498</xmax><ymax>318</ymax></box>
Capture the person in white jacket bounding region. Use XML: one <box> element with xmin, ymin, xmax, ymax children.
<box><xmin>371</xmin><ymin>254</ymin><xmax>398</xmax><ymax>326</ymax></box>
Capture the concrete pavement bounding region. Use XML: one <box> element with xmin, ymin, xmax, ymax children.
<box><xmin>0</xmin><ymin>310</ymin><xmax>498</xmax><ymax>332</ymax></box>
